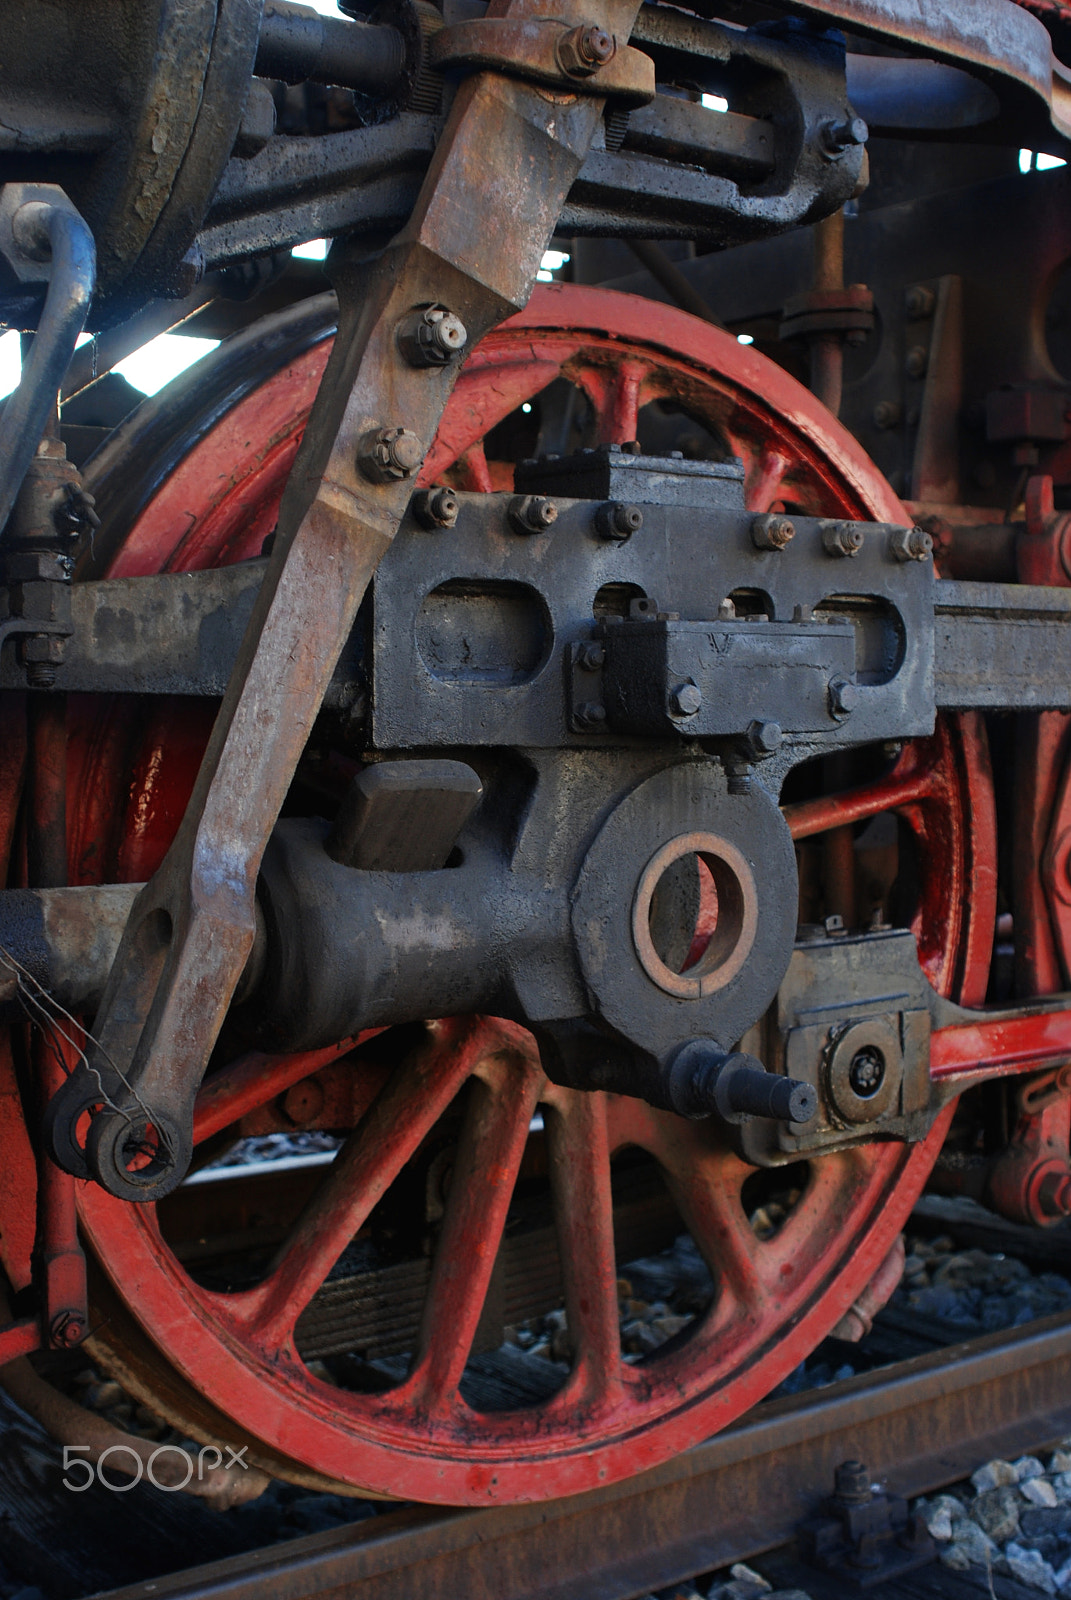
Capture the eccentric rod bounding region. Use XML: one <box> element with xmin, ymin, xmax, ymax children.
<box><xmin>255</xmin><ymin>0</ymin><xmax>407</xmax><ymax>92</ymax></box>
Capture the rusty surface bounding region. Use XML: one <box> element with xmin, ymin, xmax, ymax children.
<box><xmin>88</xmin><ymin>1311</ymin><xmax>1071</xmax><ymax>1600</ymax></box>
<box><xmin>50</xmin><ymin>0</ymin><xmax>650</xmax><ymax>1203</ymax></box>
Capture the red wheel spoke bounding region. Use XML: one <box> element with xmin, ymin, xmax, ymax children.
<box><xmin>660</xmin><ymin>1132</ymin><xmax>763</xmax><ymax>1316</ymax></box>
<box><xmin>232</xmin><ymin>1019</ymin><xmax>484</xmax><ymax>1345</ymax></box>
<box><xmin>573</xmin><ymin>357</ymin><xmax>646</xmax><ymax>445</ymax></box>
<box><xmin>422</xmin><ymin>357</ymin><xmax>563</xmax><ymax>482</ymax></box>
<box><xmin>192</xmin><ymin>1033</ymin><xmax>384</xmax><ymax>1144</ymax></box>
<box><xmin>543</xmin><ymin>1088</ymin><xmax>622</xmax><ymax>1405</ymax></box>
<box><xmin>744</xmin><ymin>447</ymin><xmax>791</xmax><ymax>513</ymax></box>
<box><xmin>396</xmin><ymin>1059</ymin><xmax>541</xmax><ymax>1413</ymax></box>
<box><xmin>784</xmin><ymin>767</ymin><xmax>935</xmax><ymax>841</ymax></box>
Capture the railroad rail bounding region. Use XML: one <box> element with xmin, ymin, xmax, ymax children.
<box><xmin>89</xmin><ymin>1310</ymin><xmax>1071</xmax><ymax>1600</ymax></box>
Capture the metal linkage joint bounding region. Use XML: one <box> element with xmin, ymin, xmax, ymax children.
<box><xmin>429</xmin><ymin>17</ymin><xmax>655</xmax><ymax>105</ymax></box>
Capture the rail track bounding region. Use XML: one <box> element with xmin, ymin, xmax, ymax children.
<box><xmin>59</xmin><ymin>1308</ymin><xmax>1069</xmax><ymax>1600</ymax></box>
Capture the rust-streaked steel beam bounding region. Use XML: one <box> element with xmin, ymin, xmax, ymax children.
<box><xmin>90</xmin><ymin>1312</ymin><xmax>1071</xmax><ymax>1600</ymax></box>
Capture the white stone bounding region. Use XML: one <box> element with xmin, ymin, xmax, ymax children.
<box><xmin>1016</xmin><ymin>1456</ymin><xmax>1048</xmax><ymax>1482</ymax></box>
<box><xmin>1054</xmin><ymin>1472</ymin><xmax>1071</xmax><ymax>1503</ymax></box>
<box><xmin>940</xmin><ymin>1542</ymin><xmax>973</xmax><ymax>1572</ymax></box>
<box><xmin>1051</xmin><ymin>1451</ymin><xmax>1071</xmax><ymax>1474</ymax></box>
<box><xmin>972</xmin><ymin>1458</ymin><xmax>1019</xmax><ymax>1492</ymax></box>
<box><xmin>1021</xmin><ymin>1477</ymin><xmax>1059</xmax><ymax>1508</ymax></box>
<box><xmin>728</xmin><ymin>1563</ymin><xmax>771</xmax><ymax>1593</ymax></box>
<box><xmin>922</xmin><ymin>1495</ymin><xmax>963</xmax><ymax>1541</ymax></box>
<box><xmin>948</xmin><ymin>1520</ymin><xmax>998</xmax><ymax>1566</ymax></box>
<box><xmin>1004</xmin><ymin>1542</ymin><xmax>1057</xmax><ymax>1595</ymax></box>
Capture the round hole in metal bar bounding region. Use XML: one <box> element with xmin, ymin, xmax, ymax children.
<box><xmin>632</xmin><ymin>832</ymin><xmax>759</xmax><ymax>999</ymax></box>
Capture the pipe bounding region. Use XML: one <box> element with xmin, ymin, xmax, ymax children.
<box><xmin>627</xmin><ymin>240</ymin><xmax>723</xmax><ymax>327</ymax></box>
<box><xmin>0</xmin><ymin>200</ymin><xmax>94</xmax><ymax>538</ymax></box>
<box><xmin>256</xmin><ymin>1</ymin><xmax>406</xmax><ymax>92</ymax></box>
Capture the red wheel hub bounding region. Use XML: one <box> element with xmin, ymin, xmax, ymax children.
<box><xmin>1</xmin><ymin>286</ymin><xmax>995</xmax><ymax>1503</ymax></box>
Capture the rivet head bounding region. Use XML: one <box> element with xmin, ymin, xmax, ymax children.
<box><xmin>358</xmin><ymin>426</ymin><xmax>424</xmax><ymax>483</ymax></box>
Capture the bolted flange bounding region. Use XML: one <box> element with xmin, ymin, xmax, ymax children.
<box><xmin>358</xmin><ymin>426</ymin><xmax>425</xmax><ymax>483</ymax></box>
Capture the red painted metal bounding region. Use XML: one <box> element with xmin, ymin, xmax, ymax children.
<box><xmin>0</xmin><ymin>288</ymin><xmax>1009</xmax><ymax>1500</ymax></box>
<box><xmin>0</xmin><ymin>1318</ymin><xmax>41</xmax><ymax>1365</ymax></box>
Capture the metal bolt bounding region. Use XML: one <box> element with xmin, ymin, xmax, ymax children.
<box><xmin>848</xmin><ymin>1046</ymin><xmax>886</xmax><ymax>1098</ymax></box>
<box><xmin>834</xmin><ymin>1460</ymin><xmax>872</xmax><ymax>1505</ymax></box>
<box><xmin>905</xmin><ymin>344</ymin><xmax>929</xmax><ymax>379</ymax></box>
<box><xmin>509</xmin><ymin>495</ymin><xmax>558</xmax><ymax>534</ymax></box>
<box><xmin>820</xmin><ymin>115</ymin><xmax>868</xmax><ymax>157</ymax></box>
<box><xmin>889</xmin><ymin>525</ymin><xmax>933</xmax><ymax>562</ymax></box>
<box><xmin>397</xmin><ymin>305</ymin><xmax>468</xmax><ymax>368</ymax></box>
<box><xmin>905</xmin><ymin>284</ymin><xmax>936</xmax><ymax>319</ymax></box>
<box><xmin>745</xmin><ymin>718</ymin><xmax>782</xmax><ymax>757</ymax></box>
<box><xmin>358</xmin><ymin>426</ymin><xmax>424</xmax><ymax>483</ymax></box>
<box><xmin>828</xmin><ymin>676</ymin><xmax>859</xmax><ymax>717</ymax></box>
<box><xmin>821</xmin><ymin>520</ymin><xmax>864</xmax><ymax>557</ymax></box>
<box><xmin>574</xmin><ymin>700</ymin><xmax>607</xmax><ymax>731</ymax></box>
<box><xmin>670</xmin><ymin>681</ymin><xmax>703</xmax><ymax>717</ymax></box>
<box><xmin>824</xmin><ymin>913</ymin><xmax>846</xmax><ymax>936</ymax></box>
<box><xmin>751</xmin><ymin>513</ymin><xmax>795</xmax><ymax>551</ymax></box>
<box><xmin>873</xmin><ymin>400</ymin><xmax>901</xmax><ymax>430</ymax></box>
<box><xmin>557</xmin><ymin>22</ymin><xmax>616</xmax><ymax>77</ymax></box>
<box><xmin>595</xmin><ymin>501</ymin><xmax>643</xmax><ymax>541</ymax></box>
<box><xmin>49</xmin><ymin>1310</ymin><xmax>86</xmax><ymax>1348</ymax></box>
<box><xmin>577</xmin><ymin>641</ymin><xmax>606</xmax><ymax>671</ymax></box>
<box><xmin>413</xmin><ymin>485</ymin><xmax>460</xmax><ymax>529</ymax></box>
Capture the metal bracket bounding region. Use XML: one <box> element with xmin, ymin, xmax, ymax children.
<box><xmin>430</xmin><ymin>18</ymin><xmax>654</xmax><ymax>105</ymax></box>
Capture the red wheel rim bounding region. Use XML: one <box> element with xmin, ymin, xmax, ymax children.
<box><xmin>5</xmin><ymin>286</ymin><xmax>994</xmax><ymax>1503</ymax></box>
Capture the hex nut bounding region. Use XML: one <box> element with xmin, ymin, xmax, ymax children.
<box><xmin>509</xmin><ymin>494</ymin><xmax>558</xmax><ymax>534</ymax></box>
<box><xmin>820</xmin><ymin>115</ymin><xmax>868</xmax><ymax>157</ymax></box>
<box><xmin>670</xmin><ymin>681</ymin><xmax>703</xmax><ymax>717</ymax></box>
<box><xmin>577</xmin><ymin>641</ymin><xmax>606</xmax><ymax>671</ymax></box>
<box><xmin>574</xmin><ymin>700</ymin><xmax>607</xmax><ymax>730</ymax></box>
<box><xmin>358</xmin><ymin>426</ymin><xmax>425</xmax><ymax>483</ymax></box>
<box><xmin>233</xmin><ymin>79</ymin><xmax>276</xmax><ymax>159</ymax></box>
<box><xmin>905</xmin><ymin>284</ymin><xmax>936</xmax><ymax>319</ymax></box>
<box><xmin>746</xmin><ymin>718</ymin><xmax>782</xmax><ymax>757</ymax></box>
<box><xmin>557</xmin><ymin>22</ymin><xmax>616</xmax><ymax>77</ymax></box>
<box><xmin>906</xmin><ymin>344</ymin><xmax>929</xmax><ymax>380</ymax></box>
<box><xmin>751</xmin><ymin>513</ymin><xmax>795</xmax><ymax>551</ymax></box>
<box><xmin>595</xmin><ymin>501</ymin><xmax>643</xmax><ymax>541</ymax></box>
<box><xmin>873</xmin><ymin>400</ymin><xmax>901</xmax><ymax>430</ymax></box>
<box><xmin>828</xmin><ymin>676</ymin><xmax>859</xmax><ymax>717</ymax></box>
<box><xmin>413</xmin><ymin>486</ymin><xmax>460</xmax><ymax>529</ymax></box>
<box><xmin>821</xmin><ymin>519</ymin><xmax>864</xmax><ymax>558</ymax></box>
<box><xmin>397</xmin><ymin>305</ymin><xmax>468</xmax><ymax>368</ymax></box>
<box><xmin>889</xmin><ymin>525</ymin><xmax>933</xmax><ymax>563</ymax></box>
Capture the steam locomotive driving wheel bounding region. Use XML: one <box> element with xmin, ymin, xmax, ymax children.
<box><xmin>0</xmin><ymin>285</ymin><xmax>996</xmax><ymax>1503</ymax></box>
